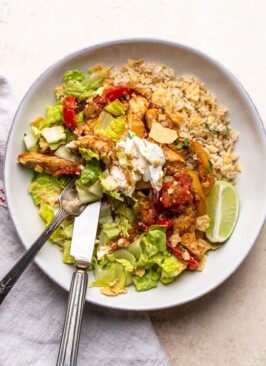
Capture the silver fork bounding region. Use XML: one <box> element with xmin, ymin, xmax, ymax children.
<box><xmin>0</xmin><ymin>178</ymin><xmax>87</xmax><ymax>305</ymax></box>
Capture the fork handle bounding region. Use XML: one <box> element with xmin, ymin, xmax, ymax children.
<box><xmin>0</xmin><ymin>208</ymin><xmax>69</xmax><ymax>305</ymax></box>
<box><xmin>56</xmin><ymin>262</ymin><xmax>89</xmax><ymax>366</ymax></box>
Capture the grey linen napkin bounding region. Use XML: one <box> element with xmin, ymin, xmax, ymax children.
<box><xmin>0</xmin><ymin>74</ymin><xmax>172</xmax><ymax>366</ymax></box>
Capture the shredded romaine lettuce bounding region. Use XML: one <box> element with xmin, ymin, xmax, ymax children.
<box><xmin>141</xmin><ymin>229</ymin><xmax>166</xmax><ymax>258</ymax></box>
<box><xmin>24</xmin><ymin>127</ymin><xmax>40</xmax><ymax>151</ymax></box>
<box><xmin>30</xmin><ymin>173</ymin><xmax>69</xmax><ymax>206</ymax></box>
<box><xmin>75</xmin><ymin>181</ymin><xmax>102</xmax><ymax>204</ymax></box>
<box><xmin>74</xmin><ymin>161</ymin><xmax>102</xmax><ymax>203</ymax></box>
<box><xmin>63</xmin><ymin>67</ymin><xmax>109</xmax><ymax>101</ymax></box>
<box><xmin>98</xmin><ymin>202</ymin><xmax>113</xmax><ymax>226</ymax></box>
<box><xmin>104</xmin><ymin>99</ymin><xmax>127</xmax><ymax>116</ymax></box>
<box><xmin>132</xmin><ymin>269</ymin><xmax>160</xmax><ymax>292</ymax></box>
<box><xmin>39</xmin><ymin>203</ymin><xmax>74</xmax><ymax>260</ymax></box>
<box><xmin>153</xmin><ymin>252</ymin><xmax>187</xmax><ymax>284</ymax></box>
<box><xmin>63</xmin><ymin>240</ymin><xmax>75</xmax><ymax>264</ymax></box>
<box><xmin>64</xmin><ymin>70</ymin><xmax>85</xmax><ymax>82</ymax></box>
<box><xmin>41</xmin><ymin>126</ymin><xmax>66</xmax><ymax>144</ymax></box>
<box><xmin>90</xmin><ymin>262</ymin><xmax>126</xmax><ymax>289</ymax></box>
<box><xmin>54</xmin><ymin>145</ymin><xmax>81</xmax><ymax>163</ymax></box>
<box><xmin>79</xmin><ymin>162</ymin><xmax>101</xmax><ymax>185</ymax></box>
<box><xmin>95</xmin><ymin>111</ymin><xmax>126</xmax><ymax>142</ymax></box>
<box><xmin>98</xmin><ymin>222</ymin><xmax>120</xmax><ymax>246</ymax></box>
<box><xmin>99</xmin><ymin>170</ymin><xmax>124</xmax><ymax>201</ymax></box>
<box><xmin>78</xmin><ymin>148</ymin><xmax>100</xmax><ymax>161</ymax></box>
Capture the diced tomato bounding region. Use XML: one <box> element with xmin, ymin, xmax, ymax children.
<box><xmin>62</xmin><ymin>97</ymin><xmax>77</xmax><ymax>130</ymax></box>
<box><xmin>166</xmin><ymin>241</ymin><xmax>199</xmax><ymax>270</ymax></box>
<box><xmin>160</xmin><ymin>172</ymin><xmax>193</xmax><ymax>209</ymax></box>
<box><xmin>93</xmin><ymin>96</ymin><xmax>107</xmax><ymax>107</ymax></box>
<box><xmin>94</xmin><ymin>85</ymin><xmax>133</xmax><ymax>107</ymax></box>
<box><xmin>139</xmin><ymin>206</ymin><xmax>159</xmax><ymax>227</ymax></box>
<box><xmin>56</xmin><ymin>164</ymin><xmax>81</xmax><ymax>177</ymax></box>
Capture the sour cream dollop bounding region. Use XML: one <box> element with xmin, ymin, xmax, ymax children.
<box><xmin>116</xmin><ymin>133</ymin><xmax>165</xmax><ymax>192</ymax></box>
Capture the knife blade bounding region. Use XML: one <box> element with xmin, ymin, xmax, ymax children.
<box><xmin>70</xmin><ymin>200</ymin><xmax>101</xmax><ymax>263</ymax></box>
<box><xmin>57</xmin><ymin>200</ymin><xmax>101</xmax><ymax>366</ymax></box>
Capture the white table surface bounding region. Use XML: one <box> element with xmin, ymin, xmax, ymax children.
<box><xmin>1</xmin><ymin>1</ymin><xmax>265</xmax><ymax>365</ymax></box>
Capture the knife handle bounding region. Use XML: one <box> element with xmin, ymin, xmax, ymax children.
<box><xmin>56</xmin><ymin>262</ymin><xmax>89</xmax><ymax>366</ymax></box>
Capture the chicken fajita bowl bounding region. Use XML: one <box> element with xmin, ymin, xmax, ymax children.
<box><xmin>4</xmin><ymin>40</ymin><xmax>265</xmax><ymax>310</ymax></box>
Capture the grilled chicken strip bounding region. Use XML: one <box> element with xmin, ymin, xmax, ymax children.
<box><xmin>73</xmin><ymin>118</ymin><xmax>97</xmax><ymax>137</ymax></box>
<box><xmin>127</xmin><ymin>95</ymin><xmax>149</xmax><ymax>138</ymax></box>
<box><xmin>18</xmin><ymin>152</ymin><xmax>82</xmax><ymax>176</ymax></box>
<box><xmin>67</xmin><ymin>134</ymin><xmax>115</xmax><ymax>158</ymax></box>
<box><xmin>161</xmin><ymin>145</ymin><xmax>185</xmax><ymax>163</ymax></box>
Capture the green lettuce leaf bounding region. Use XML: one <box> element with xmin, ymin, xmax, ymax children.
<box><xmin>39</xmin><ymin>203</ymin><xmax>74</xmax><ymax>248</ymax></box>
<box><xmin>132</xmin><ymin>269</ymin><xmax>160</xmax><ymax>292</ymax></box>
<box><xmin>30</xmin><ymin>173</ymin><xmax>68</xmax><ymax>206</ymax></box>
<box><xmin>75</xmin><ymin>180</ymin><xmax>102</xmax><ymax>204</ymax></box>
<box><xmin>141</xmin><ymin>229</ymin><xmax>166</xmax><ymax>258</ymax></box>
<box><xmin>79</xmin><ymin>162</ymin><xmax>101</xmax><ymax>185</ymax></box>
<box><xmin>99</xmin><ymin>171</ymin><xmax>124</xmax><ymax>202</ymax></box>
<box><xmin>152</xmin><ymin>252</ymin><xmax>187</xmax><ymax>284</ymax></box>
<box><xmin>95</xmin><ymin>111</ymin><xmax>126</xmax><ymax>142</ymax></box>
<box><xmin>30</xmin><ymin>103</ymin><xmax>63</xmax><ymax>130</ymax></box>
<box><xmin>63</xmin><ymin>240</ymin><xmax>75</xmax><ymax>264</ymax></box>
<box><xmin>40</xmin><ymin>125</ymin><xmax>66</xmax><ymax>144</ymax></box>
<box><xmin>63</xmin><ymin>67</ymin><xmax>109</xmax><ymax>101</ymax></box>
<box><xmin>128</xmin><ymin>234</ymin><xmax>144</xmax><ymax>259</ymax></box>
<box><xmin>78</xmin><ymin>148</ymin><xmax>100</xmax><ymax>161</ymax></box>
<box><xmin>98</xmin><ymin>222</ymin><xmax>120</xmax><ymax>246</ymax></box>
<box><xmin>54</xmin><ymin>145</ymin><xmax>81</xmax><ymax>163</ymax></box>
<box><xmin>24</xmin><ymin>127</ymin><xmax>40</xmax><ymax>151</ymax></box>
<box><xmin>104</xmin><ymin>99</ymin><xmax>127</xmax><ymax>116</ymax></box>
<box><xmin>64</xmin><ymin>70</ymin><xmax>85</xmax><ymax>82</ymax></box>
<box><xmin>136</xmin><ymin>253</ymin><xmax>154</xmax><ymax>269</ymax></box>
<box><xmin>90</xmin><ymin>262</ymin><xmax>126</xmax><ymax>288</ymax></box>
<box><xmin>74</xmin><ymin>161</ymin><xmax>102</xmax><ymax>203</ymax></box>
<box><xmin>98</xmin><ymin>202</ymin><xmax>113</xmax><ymax>226</ymax></box>
<box><xmin>114</xmin><ymin>203</ymin><xmax>135</xmax><ymax>237</ymax></box>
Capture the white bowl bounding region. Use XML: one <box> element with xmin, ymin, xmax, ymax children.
<box><xmin>4</xmin><ymin>39</ymin><xmax>266</xmax><ymax>310</ymax></box>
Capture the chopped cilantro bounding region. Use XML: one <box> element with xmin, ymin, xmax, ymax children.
<box><xmin>174</xmin><ymin>138</ymin><xmax>190</xmax><ymax>150</ymax></box>
<box><xmin>207</xmin><ymin>160</ymin><xmax>213</xmax><ymax>174</ymax></box>
<box><xmin>224</xmin><ymin>127</ymin><xmax>231</xmax><ymax>136</ymax></box>
<box><xmin>205</xmin><ymin>122</ymin><xmax>220</xmax><ymax>135</ymax></box>
<box><xmin>128</xmin><ymin>131</ymin><xmax>136</xmax><ymax>139</ymax></box>
<box><xmin>205</xmin><ymin>122</ymin><xmax>231</xmax><ymax>136</ymax></box>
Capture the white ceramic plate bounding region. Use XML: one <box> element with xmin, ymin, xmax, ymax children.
<box><xmin>4</xmin><ymin>39</ymin><xmax>266</xmax><ymax>310</ymax></box>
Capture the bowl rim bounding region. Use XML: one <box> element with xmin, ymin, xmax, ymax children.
<box><xmin>4</xmin><ymin>37</ymin><xmax>266</xmax><ymax>310</ymax></box>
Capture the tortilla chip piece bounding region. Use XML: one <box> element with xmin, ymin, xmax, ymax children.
<box><xmin>197</xmin><ymin>256</ymin><xmax>207</xmax><ymax>271</ymax></box>
<box><xmin>100</xmin><ymin>280</ymin><xmax>127</xmax><ymax>296</ymax></box>
<box><xmin>149</xmin><ymin>122</ymin><xmax>178</xmax><ymax>144</ymax></box>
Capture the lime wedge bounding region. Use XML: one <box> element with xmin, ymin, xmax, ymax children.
<box><xmin>205</xmin><ymin>181</ymin><xmax>239</xmax><ymax>243</ymax></box>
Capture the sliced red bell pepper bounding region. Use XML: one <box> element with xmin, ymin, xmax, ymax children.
<box><xmin>62</xmin><ymin>96</ymin><xmax>77</xmax><ymax>130</ymax></box>
<box><xmin>104</xmin><ymin>85</ymin><xmax>133</xmax><ymax>102</ymax></box>
<box><xmin>166</xmin><ymin>241</ymin><xmax>199</xmax><ymax>270</ymax></box>
<box><xmin>156</xmin><ymin>219</ymin><xmax>174</xmax><ymax>230</ymax></box>
<box><xmin>94</xmin><ymin>85</ymin><xmax>133</xmax><ymax>107</ymax></box>
<box><xmin>145</xmin><ymin>218</ymin><xmax>174</xmax><ymax>232</ymax></box>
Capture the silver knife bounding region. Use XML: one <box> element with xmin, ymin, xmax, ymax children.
<box><xmin>56</xmin><ymin>200</ymin><xmax>101</xmax><ymax>366</ymax></box>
